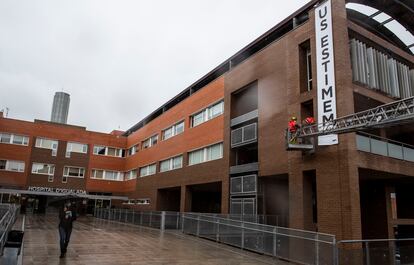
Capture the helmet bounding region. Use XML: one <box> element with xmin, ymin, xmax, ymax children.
<box><xmin>291</xmin><ymin>116</ymin><xmax>297</xmax><ymax>121</ymax></box>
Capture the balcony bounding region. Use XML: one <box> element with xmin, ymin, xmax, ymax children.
<box><xmin>356</xmin><ymin>133</ymin><xmax>414</xmax><ymax>162</ymax></box>
<box><xmin>229</xmin><ymin>162</ymin><xmax>259</xmax><ymax>175</ymax></box>
<box><xmin>231</xmin><ymin>123</ymin><xmax>257</xmax><ymax>148</ymax></box>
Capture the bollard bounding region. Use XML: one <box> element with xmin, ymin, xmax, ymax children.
<box><xmin>365</xmin><ymin>242</ymin><xmax>370</xmax><ymax>265</ymax></box>
<box><xmin>196</xmin><ymin>215</ymin><xmax>200</xmax><ymax>236</ymax></box>
<box><xmin>216</xmin><ymin>219</ymin><xmax>220</xmax><ymax>242</ymax></box>
<box><xmin>315</xmin><ymin>233</ymin><xmax>320</xmax><ymax>265</ymax></box>
<box><xmin>241</xmin><ymin>223</ymin><xmax>245</xmax><ymax>250</ymax></box>
<box><xmin>161</xmin><ymin>211</ymin><xmax>166</xmax><ymax>231</ymax></box>
<box><xmin>273</xmin><ymin>226</ymin><xmax>277</xmax><ymax>257</ymax></box>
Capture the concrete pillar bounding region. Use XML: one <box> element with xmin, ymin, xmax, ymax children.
<box><xmin>180</xmin><ymin>185</ymin><xmax>192</xmax><ymax>212</ymax></box>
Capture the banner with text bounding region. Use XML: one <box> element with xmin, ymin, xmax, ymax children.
<box><xmin>315</xmin><ymin>0</ymin><xmax>338</xmax><ymax>145</ymax></box>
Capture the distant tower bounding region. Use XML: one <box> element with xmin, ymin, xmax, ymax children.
<box><xmin>50</xmin><ymin>92</ymin><xmax>70</xmax><ymax>124</ymax></box>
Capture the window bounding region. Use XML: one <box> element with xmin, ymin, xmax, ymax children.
<box><xmin>0</xmin><ymin>133</ymin><xmax>11</xmax><ymax>143</ymax></box>
<box><xmin>299</xmin><ymin>40</ymin><xmax>312</xmax><ymax>93</ymax></box>
<box><xmin>35</xmin><ymin>137</ymin><xmax>58</xmax><ymax>156</ymax></box>
<box><xmin>125</xmin><ymin>169</ymin><xmax>137</xmax><ymax>180</ymax></box>
<box><xmin>91</xmin><ymin>169</ymin><xmax>123</xmax><ymax>181</ymax></box>
<box><xmin>93</xmin><ymin>145</ymin><xmax>125</xmax><ymax>157</ymax></box>
<box><xmin>48</xmin><ymin>175</ymin><xmax>54</xmax><ymax>182</ymax></box>
<box><xmin>32</xmin><ymin>163</ymin><xmax>55</xmax><ymax>175</ymax></box>
<box><xmin>191</xmin><ymin>101</ymin><xmax>224</xmax><ymax>127</ymax></box>
<box><xmin>160</xmin><ymin>155</ymin><xmax>183</xmax><ymax>172</ymax></box>
<box><xmin>93</xmin><ymin>145</ymin><xmax>106</xmax><ymax>155</ymax></box>
<box><xmin>192</xmin><ymin>111</ymin><xmax>205</xmax><ymax>127</ymax></box>
<box><xmin>162</xmin><ymin>121</ymin><xmax>185</xmax><ymax>140</ymax></box>
<box><xmin>136</xmin><ymin>198</ymin><xmax>150</xmax><ymax>205</ymax></box>
<box><xmin>63</xmin><ymin>166</ymin><xmax>85</xmax><ymax>178</ymax></box>
<box><xmin>139</xmin><ymin>163</ymin><xmax>156</xmax><ymax>177</ymax></box>
<box><xmin>62</xmin><ymin>176</ymin><xmax>68</xmax><ymax>183</ymax></box>
<box><xmin>7</xmin><ymin>161</ymin><xmax>25</xmax><ymax>172</ymax></box>
<box><xmin>350</xmin><ymin>38</ymin><xmax>414</xmax><ymax>99</ymax></box>
<box><xmin>0</xmin><ymin>160</ymin><xmax>25</xmax><ymax>172</ymax></box>
<box><xmin>66</xmin><ymin>142</ymin><xmax>88</xmax><ymax>157</ymax></box>
<box><xmin>127</xmin><ymin>145</ymin><xmax>138</xmax><ymax>156</ymax></box>
<box><xmin>0</xmin><ymin>133</ymin><xmax>29</xmax><ymax>146</ymax></box>
<box><xmin>92</xmin><ymin>169</ymin><xmax>104</xmax><ymax>179</ymax></box>
<box><xmin>188</xmin><ymin>143</ymin><xmax>223</xmax><ymax>165</ymax></box>
<box><xmin>142</xmin><ymin>135</ymin><xmax>158</xmax><ymax>149</ymax></box>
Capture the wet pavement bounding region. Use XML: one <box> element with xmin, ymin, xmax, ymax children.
<box><xmin>22</xmin><ymin>214</ymin><xmax>286</xmax><ymax>265</ymax></box>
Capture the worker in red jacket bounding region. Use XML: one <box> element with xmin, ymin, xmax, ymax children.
<box><xmin>304</xmin><ymin>116</ymin><xmax>315</xmax><ymax>125</ymax></box>
<box><xmin>288</xmin><ymin>116</ymin><xmax>300</xmax><ymax>143</ymax></box>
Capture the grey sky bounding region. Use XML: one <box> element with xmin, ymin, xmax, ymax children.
<box><xmin>0</xmin><ymin>0</ymin><xmax>310</xmax><ymax>133</ymax></box>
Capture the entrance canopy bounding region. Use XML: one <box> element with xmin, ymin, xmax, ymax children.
<box><xmin>0</xmin><ymin>188</ymin><xmax>129</xmax><ymax>201</ymax></box>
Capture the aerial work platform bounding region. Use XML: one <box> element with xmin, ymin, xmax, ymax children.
<box><xmin>287</xmin><ymin>96</ymin><xmax>414</xmax><ymax>150</ymax></box>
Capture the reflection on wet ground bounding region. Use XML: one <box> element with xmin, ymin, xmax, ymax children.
<box><xmin>23</xmin><ymin>215</ymin><xmax>286</xmax><ymax>265</ymax></box>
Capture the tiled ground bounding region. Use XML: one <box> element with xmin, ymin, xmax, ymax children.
<box><xmin>22</xmin><ymin>215</ymin><xmax>286</xmax><ymax>265</ymax></box>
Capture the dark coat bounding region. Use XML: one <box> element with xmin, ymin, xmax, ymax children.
<box><xmin>59</xmin><ymin>207</ymin><xmax>77</xmax><ymax>230</ymax></box>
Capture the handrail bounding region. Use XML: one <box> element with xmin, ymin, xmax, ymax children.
<box><xmin>0</xmin><ymin>204</ymin><xmax>19</xmax><ymax>256</ymax></box>
<box><xmin>186</xmin><ymin>213</ymin><xmax>334</xmax><ymax>238</ymax></box>
<box><xmin>338</xmin><ymin>238</ymin><xmax>414</xmax><ymax>244</ymax></box>
<box><xmin>183</xmin><ymin>214</ymin><xmax>334</xmax><ymax>244</ymax></box>
<box><xmin>357</xmin><ymin>131</ymin><xmax>414</xmax><ymax>150</ymax></box>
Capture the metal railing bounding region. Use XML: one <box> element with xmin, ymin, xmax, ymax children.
<box><xmin>95</xmin><ymin>208</ymin><xmax>337</xmax><ymax>265</ymax></box>
<box><xmin>94</xmin><ymin>208</ymin><xmax>181</xmax><ymax>230</ymax></box>
<box><xmin>356</xmin><ymin>132</ymin><xmax>414</xmax><ymax>162</ymax></box>
<box><xmin>201</xmin><ymin>213</ymin><xmax>288</xmax><ymax>227</ymax></box>
<box><xmin>0</xmin><ymin>204</ymin><xmax>19</xmax><ymax>255</ymax></box>
<box><xmin>182</xmin><ymin>213</ymin><xmax>336</xmax><ymax>265</ymax></box>
<box><xmin>338</xmin><ymin>238</ymin><xmax>414</xmax><ymax>265</ymax></box>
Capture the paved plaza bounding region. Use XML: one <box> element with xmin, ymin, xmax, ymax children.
<box><xmin>22</xmin><ymin>215</ymin><xmax>286</xmax><ymax>265</ymax></box>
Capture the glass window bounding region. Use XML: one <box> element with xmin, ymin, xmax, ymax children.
<box><xmin>12</xmin><ymin>135</ymin><xmax>24</xmax><ymax>145</ymax></box>
<box><xmin>125</xmin><ymin>170</ymin><xmax>137</xmax><ymax>180</ymax></box>
<box><xmin>140</xmin><ymin>164</ymin><xmax>156</xmax><ymax>177</ymax></box>
<box><xmin>67</xmin><ymin>142</ymin><xmax>88</xmax><ymax>154</ymax></box>
<box><xmin>107</xmin><ymin>147</ymin><xmax>116</xmax><ymax>156</ymax></box>
<box><xmin>163</xmin><ymin>127</ymin><xmax>173</xmax><ymax>140</ymax></box>
<box><xmin>7</xmin><ymin>161</ymin><xmax>25</xmax><ymax>172</ymax></box>
<box><xmin>148</xmin><ymin>164</ymin><xmax>156</xmax><ymax>175</ymax></box>
<box><xmin>139</xmin><ymin>167</ymin><xmax>147</xmax><ymax>177</ymax></box>
<box><xmin>0</xmin><ymin>160</ymin><xmax>6</xmax><ymax>170</ymax></box>
<box><xmin>151</xmin><ymin>135</ymin><xmax>158</xmax><ymax>146</ymax></box>
<box><xmin>36</xmin><ymin>138</ymin><xmax>58</xmax><ymax>150</ymax></box>
<box><xmin>173</xmin><ymin>156</ymin><xmax>183</xmax><ymax>169</ymax></box>
<box><xmin>63</xmin><ymin>167</ymin><xmax>84</xmax><ymax>177</ymax></box>
<box><xmin>32</xmin><ymin>163</ymin><xmax>54</xmax><ymax>175</ymax></box>
<box><xmin>0</xmin><ymin>133</ymin><xmax>11</xmax><ymax>143</ymax></box>
<box><xmin>175</xmin><ymin>121</ymin><xmax>184</xmax><ymax>135</ymax></box>
<box><xmin>62</xmin><ymin>176</ymin><xmax>68</xmax><ymax>183</ymax></box>
<box><xmin>192</xmin><ymin>111</ymin><xmax>205</xmax><ymax>127</ymax></box>
<box><xmin>128</xmin><ymin>145</ymin><xmax>138</xmax><ymax>156</ymax></box>
<box><xmin>189</xmin><ymin>149</ymin><xmax>204</xmax><ymax>165</ymax></box>
<box><xmin>93</xmin><ymin>145</ymin><xmax>106</xmax><ymax>155</ymax></box>
<box><xmin>142</xmin><ymin>139</ymin><xmax>150</xmax><ymax>149</ymax></box>
<box><xmin>93</xmin><ymin>170</ymin><xmax>104</xmax><ymax>179</ymax></box>
<box><xmin>160</xmin><ymin>160</ymin><xmax>171</xmax><ymax>172</ymax></box>
<box><xmin>208</xmin><ymin>143</ymin><xmax>223</xmax><ymax>161</ymax></box>
<box><xmin>105</xmin><ymin>171</ymin><xmax>117</xmax><ymax>180</ymax></box>
<box><xmin>208</xmin><ymin>101</ymin><xmax>224</xmax><ymax>119</ymax></box>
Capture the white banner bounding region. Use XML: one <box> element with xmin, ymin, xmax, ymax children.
<box><xmin>315</xmin><ymin>0</ymin><xmax>338</xmax><ymax>145</ymax></box>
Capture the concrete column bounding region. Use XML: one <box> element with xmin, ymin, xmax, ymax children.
<box><xmin>221</xmin><ymin>180</ymin><xmax>229</xmax><ymax>214</ymax></box>
<box><xmin>180</xmin><ymin>185</ymin><xmax>192</xmax><ymax>212</ymax></box>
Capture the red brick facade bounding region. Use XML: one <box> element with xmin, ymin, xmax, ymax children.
<box><xmin>0</xmin><ymin>0</ymin><xmax>413</xmax><ymax>241</ymax></box>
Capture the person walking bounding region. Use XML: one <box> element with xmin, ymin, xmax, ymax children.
<box><xmin>58</xmin><ymin>202</ymin><xmax>76</xmax><ymax>258</ymax></box>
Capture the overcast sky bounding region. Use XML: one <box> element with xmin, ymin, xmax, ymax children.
<box><xmin>0</xmin><ymin>0</ymin><xmax>310</xmax><ymax>132</ymax></box>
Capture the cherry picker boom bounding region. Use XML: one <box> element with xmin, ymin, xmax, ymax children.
<box><xmin>286</xmin><ymin>96</ymin><xmax>414</xmax><ymax>150</ymax></box>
